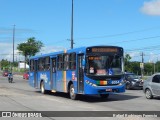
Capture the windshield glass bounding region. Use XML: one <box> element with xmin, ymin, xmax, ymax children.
<box><xmin>87</xmin><ymin>55</ymin><xmax>122</xmax><ymax>76</ymax></box>
<box><xmin>127</xmin><ymin>74</ymin><xmax>139</xmax><ymax>79</ymax></box>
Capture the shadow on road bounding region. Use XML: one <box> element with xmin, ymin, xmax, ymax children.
<box><xmin>79</xmin><ymin>94</ymin><xmax>140</xmax><ymax>103</ymax></box>
<box><xmin>36</xmin><ymin>91</ymin><xmax>141</xmax><ymax>103</ymax></box>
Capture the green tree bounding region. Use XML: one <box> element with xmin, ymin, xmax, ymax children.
<box><xmin>144</xmin><ymin>63</ymin><xmax>153</xmax><ymax>75</ymax></box>
<box><xmin>124</xmin><ymin>54</ymin><xmax>132</xmax><ymax>72</ymax></box>
<box><xmin>156</xmin><ymin>61</ymin><xmax>160</xmax><ymax>73</ymax></box>
<box><xmin>17</xmin><ymin>37</ymin><xmax>44</xmax><ymax>69</ymax></box>
<box><xmin>130</xmin><ymin>61</ymin><xmax>141</xmax><ymax>75</ymax></box>
<box><xmin>0</xmin><ymin>59</ymin><xmax>10</xmax><ymax>70</ymax></box>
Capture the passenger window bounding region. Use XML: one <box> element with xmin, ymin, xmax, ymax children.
<box><xmin>29</xmin><ymin>60</ymin><xmax>34</xmax><ymax>71</ymax></box>
<box><xmin>57</xmin><ymin>55</ymin><xmax>63</xmax><ymax>70</ymax></box>
<box><xmin>69</xmin><ymin>53</ymin><xmax>76</xmax><ymax>70</ymax></box>
<box><xmin>64</xmin><ymin>54</ymin><xmax>69</xmax><ymax>70</ymax></box>
<box><xmin>38</xmin><ymin>58</ymin><xmax>44</xmax><ymax>71</ymax></box>
<box><xmin>44</xmin><ymin>57</ymin><xmax>50</xmax><ymax>70</ymax></box>
<box><xmin>152</xmin><ymin>75</ymin><xmax>160</xmax><ymax>83</ymax></box>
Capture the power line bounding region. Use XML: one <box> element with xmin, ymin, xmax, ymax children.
<box><xmin>74</xmin><ymin>26</ymin><xmax>160</xmax><ymax>40</ymax></box>
<box><xmin>45</xmin><ymin>27</ymin><xmax>160</xmax><ymax>46</ymax></box>
<box><xmin>109</xmin><ymin>35</ymin><xmax>160</xmax><ymax>45</ymax></box>
<box><xmin>126</xmin><ymin>44</ymin><xmax>160</xmax><ymax>52</ymax></box>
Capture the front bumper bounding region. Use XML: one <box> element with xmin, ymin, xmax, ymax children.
<box><xmin>84</xmin><ymin>84</ymin><xmax>125</xmax><ymax>94</ymax></box>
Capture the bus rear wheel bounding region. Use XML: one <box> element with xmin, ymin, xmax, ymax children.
<box><xmin>69</xmin><ymin>84</ymin><xmax>78</xmax><ymax>100</ymax></box>
<box><xmin>40</xmin><ymin>81</ymin><xmax>46</xmax><ymax>94</ymax></box>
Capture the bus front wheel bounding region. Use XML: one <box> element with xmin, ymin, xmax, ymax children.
<box><xmin>40</xmin><ymin>81</ymin><xmax>46</xmax><ymax>94</ymax></box>
<box><xmin>69</xmin><ymin>84</ymin><xmax>78</xmax><ymax>100</ymax></box>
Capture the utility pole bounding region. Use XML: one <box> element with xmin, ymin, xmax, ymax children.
<box><xmin>12</xmin><ymin>24</ymin><xmax>15</xmax><ymax>73</ymax></box>
<box><xmin>157</xmin><ymin>57</ymin><xmax>158</xmax><ymax>72</ymax></box>
<box><xmin>71</xmin><ymin>0</ymin><xmax>74</xmax><ymax>49</ymax></box>
<box><xmin>154</xmin><ymin>62</ymin><xmax>155</xmax><ymax>74</ymax></box>
<box><xmin>140</xmin><ymin>52</ymin><xmax>144</xmax><ymax>78</ymax></box>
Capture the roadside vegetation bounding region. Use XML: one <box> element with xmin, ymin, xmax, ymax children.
<box><xmin>0</xmin><ymin>37</ymin><xmax>43</xmax><ymax>74</ymax></box>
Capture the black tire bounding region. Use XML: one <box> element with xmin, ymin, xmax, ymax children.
<box><xmin>10</xmin><ymin>78</ymin><xmax>13</xmax><ymax>83</ymax></box>
<box><xmin>100</xmin><ymin>94</ymin><xmax>109</xmax><ymax>99</ymax></box>
<box><xmin>69</xmin><ymin>84</ymin><xmax>78</xmax><ymax>100</ymax></box>
<box><xmin>145</xmin><ymin>89</ymin><xmax>153</xmax><ymax>99</ymax></box>
<box><xmin>126</xmin><ymin>83</ymin><xmax>131</xmax><ymax>90</ymax></box>
<box><xmin>40</xmin><ymin>81</ymin><xmax>46</xmax><ymax>94</ymax></box>
<box><xmin>8</xmin><ymin>78</ymin><xmax>11</xmax><ymax>83</ymax></box>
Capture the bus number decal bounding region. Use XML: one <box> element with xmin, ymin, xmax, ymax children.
<box><xmin>111</xmin><ymin>80</ymin><xmax>120</xmax><ymax>85</ymax></box>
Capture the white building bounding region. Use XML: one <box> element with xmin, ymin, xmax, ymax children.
<box><xmin>18</xmin><ymin>61</ymin><xmax>29</xmax><ymax>69</ymax></box>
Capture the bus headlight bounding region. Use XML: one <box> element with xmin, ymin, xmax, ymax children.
<box><xmin>85</xmin><ymin>80</ymin><xmax>97</xmax><ymax>87</ymax></box>
<box><xmin>118</xmin><ymin>80</ymin><xmax>126</xmax><ymax>86</ymax></box>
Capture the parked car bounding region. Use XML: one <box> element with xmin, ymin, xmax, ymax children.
<box><xmin>2</xmin><ymin>70</ymin><xmax>9</xmax><ymax>77</ymax></box>
<box><xmin>23</xmin><ymin>72</ymin><xmax>29</xmax><ymax>80</ymax></box>
<box><xmin>124</xmin><ymin>72</ymin><xmax>143</xmax><ymax>90</ymax></box>
<box><xmin>143</xmin><ymin>73</ymin><xmax>160</xmax><ymax>99</ymax></box>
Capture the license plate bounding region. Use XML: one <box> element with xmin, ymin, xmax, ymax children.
<box><xmin>106</xmin><ymin>89</ymin><xmax>112</xmax><ymax>92</ymax></box>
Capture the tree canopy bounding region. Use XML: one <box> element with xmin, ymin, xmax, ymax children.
<box><xmin>17</xmin><ymin>37</ymin><xmax>44</xmax><ymax>58</ymax></box>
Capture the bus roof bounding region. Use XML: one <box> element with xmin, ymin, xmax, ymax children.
<box><xmin>29</xmin><ymin>45</ymin><xmax>123</xmax><ymax>60</ymax></box>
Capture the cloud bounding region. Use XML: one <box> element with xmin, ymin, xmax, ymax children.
<box><xmin>40</xmin><ymin>46</ymin><xmax>65</xmax><ymax>55</ymax></box>
<box><xmin>141</xmin><ymin>0</ymin><xmax>160</xmax><ymax>16</ymax></box>
<box><xmin>0</xmin><ymin>43</ymin><xmax>24</xmax><ymax>61</ymax></box>
<box><xmin>0</xmin><ymin>43</ymin><xmax>13</xmax><ymax>60</ymax></box>
<box><xmin>148</xmin><ymin>52</ymin><xmax>159</xmax><ymax>63</ymax></box>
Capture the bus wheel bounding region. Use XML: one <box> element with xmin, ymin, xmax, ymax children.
<box><xmin>100</xmin><ymin>94</ymin><xmax>109</xmax><ymax>99</ymax></box>
<box><xmin>69</xmin><ymin>84</ymin><xmax>78</xmax><ymax>100</ymax></box>
<box><xmin>40</xmin><ymin>81</ymin><xmax>46</xmax><ymax>94</ymax></box>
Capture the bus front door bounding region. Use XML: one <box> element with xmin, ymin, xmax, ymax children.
<box><xmin>34</xmin><ymin>60</ymin><xmax>38</xmax><ymax>88</ymax></box>
<box><xmin>77</xmin><ymin>54</ymin><xmax>84</xmax><ymax>93</ymax></box>
<box><xmin>50</xmin><ymin>58</ymin><xmax>57</xmax><ymax>90</ymax></box>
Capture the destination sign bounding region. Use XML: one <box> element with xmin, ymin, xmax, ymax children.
<box><xmin>88</xmin><ymin>56</ymin><xmax>101</xmax><ymax>60</ymax></box>
<box><xmin>91</xmin><ymin>48</ymin><xmax>118</xmax><ymax>53</ymax></box>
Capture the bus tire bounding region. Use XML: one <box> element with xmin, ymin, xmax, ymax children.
<box><xmin>100</xmin><ymin>94</ymin><xmax>109</xmax><ymax>99</ymax></box>
<box><xmin>69</xmin><ymin>84</ymin><xmax>78</xmax><ymax>100</ymax></box>
<box><xmin>40</xmin><ymin>81</ymin><xmax>46</xmax><ymax>94</ymax></box>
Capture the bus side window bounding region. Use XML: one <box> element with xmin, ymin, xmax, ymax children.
<box><xmin>57</xmin><ymin>55</ymin><xmax>63</xmax><ymax>70</ymax></box>
<box><xmin>30</xmin><ymin>60</ymin><xmax>34</xmax><ymax>72</ymax></box>
<box><xmin>69</xmin><ymin>53</ymin><xmax>76</xmax><ymax>70</ymax></box>
<box><xmin>44</xmin><ymin>57</ymin><xmax>50</xmax><ymax>70</ymax></box>
<box><xmin>38</xmin><ymin>58</ymin><xmax>44</xmax><ymax>71</ymax></box>
<box><xmin>64</xmin><ymin>54</ymin><xmax>69</xmax><ymax>70</ymax></box>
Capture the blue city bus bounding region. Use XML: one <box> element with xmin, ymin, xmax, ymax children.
<box><xmin>29</xmin><ymin>46</ymin><xmax>125</xmax><ymax>100</ymax></box>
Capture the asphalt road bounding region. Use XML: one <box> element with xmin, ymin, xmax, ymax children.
<box><xmin>0</xmin><ymin>75</ymin><xmax>159</xmax><ymax>120</ymax></box>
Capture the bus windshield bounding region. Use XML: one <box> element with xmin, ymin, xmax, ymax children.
<box><xmin>87</xmin><ymin>55</ymin><xmax>122</xmax><ymax>76</ymax></box>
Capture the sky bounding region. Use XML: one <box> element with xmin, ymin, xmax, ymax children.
<box><xmin>0</xmin><ymin>0</ymin><xmax>160</xmax><ymax>63</ymax></box>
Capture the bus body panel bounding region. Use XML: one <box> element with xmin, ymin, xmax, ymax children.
<box><xmin>38</xmin><ymin>71</ymin><xmax>51</xmax><ymax>90</ymax></box>
<box><xmin>83</xmin><ymin>76</ymin><xmax>125</xmax><ymax>94</ymax></box>
<box><xmin>29</xmin><ymin>72</ymin><xmax>35</xmax><ymax>87</ymax></box>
